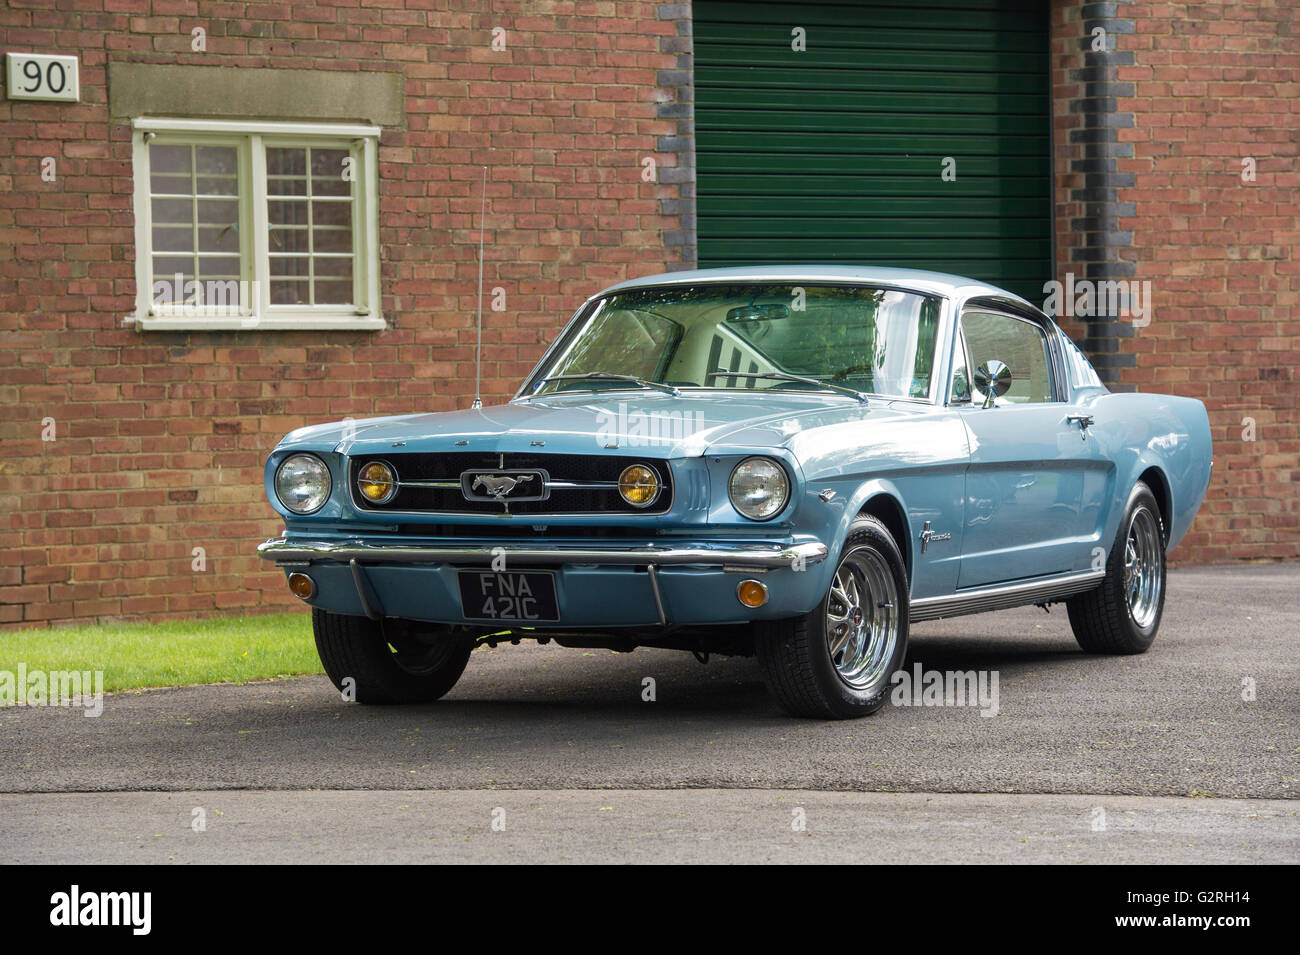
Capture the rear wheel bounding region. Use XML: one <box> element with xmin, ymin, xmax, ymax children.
<box><xmin>1067</xmin><ymin>482</ymin><xmax>1166</xmax><ymax>654</ymax></box>
<box><xmin>756</xmin><ymin>515</ymin><xmax>910</xmax><ymax>719</ymax></box>
<box><xmin>312</xmin><ymin>609</ymin><xmax>475</xmax><ymax>704</ymax></box>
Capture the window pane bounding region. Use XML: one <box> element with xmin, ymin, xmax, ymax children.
<box><xmin>151</xmin><ymin>197</ymin><xmax>192</xmax><ymax>224</ymax></box>
<box><xmin>950</xmin><ymin>341</ymin><xmax>971</xmax><ymax>403</ymax></box>
<box><xmin>312</xmin><ymin>201</ymin><xmax>351</xmax><ymax>228</ymax></box>
<box><xmin>152</xmin><ymin>256</ymin><xmax>192</xmax><ymax>278</ymax></box>
<box><xmin>962</xmin><ymin>312</ymin><xmax>1053</xmax><ymax>404</ymax></box>
<box><xmin>198</xmin><ymin>225</ymin><xmax>239</xmax><ymax>254</ymax></box>
<box><xmin>149</xmin><ymin>144</ymin><xmax>191</xmax><ymax>173</ymax></box>
<box><xmin>152</xmin><ymin>227</ymin><xmax>192</xmax><ymax>252</ymax></box>
<box><xmin>267</xmin><ymin>199</ymin><xmax>309</xmax><ymax>226</ymax></box>
<box><xmin>198</xmin><ymin>257</ymin><xmax>242</xmax><ymax>281</ymax></box>
<box><xmin>312</xmin><ymin>226</ymin><xmax>351</xmax><ymax>253</ymax></box>
<box><xmin>311</xmin><ymin>148</ymin><xmax>351</xmax><ymax>196</ymax></box>
<box><xmin>150</xmin><ymin>173</ymin><xmax>191</xmax><ymax>195</ymax></box>
<box><xmin>314</xmin><ymin>280</ymin><xmax>352</xmax><ymax>304</ymax></box>
<box><xmin>197</xmin><ymin>177</ymin><xmax>237</xmax><ymax>197</ymax></box>
<box><xmin>262</xmin><ymin>145</ymin><xmax>357</xmax><ymax>307</ymax></box>
<box><xmin>196</xmin><ymin>146</ymin><xmax>236</xmax><ymax>175</ymax></box>
<box><xmin>315</xmin><ymin>257</ymin><xmax>353</xmax><ymax>278</ymax></box>
<box><xmin>269</xmin><ymin>228</ymin><xmax>309</xmax><ymax>253</ymax></box>
<box><xmin>266</xmin><ymin>147</ymin><xmax>306</xmax><ymax>176</ymax></box>
<box><xmin>267</xmin><ymin>175</ymin><xmax>307</xmax><ymax>196</ymax></box>
<box><xmin>196</xmin><ymin>198</ymin><xmax>238</xmax><ymax>226</ymax></box>
<box><xmin>266</xmin><ymin>147</ymin><xmax>307</xmax><ymax>196</ymax></box>
<box><xmin>147</xmin><ymin>139</ymin><xmax>247</xmax><ymax>312</ymax></box>
<box><xmin>270</xmin><ymin>256</ymin><xmax>310</xmax><ymax>277</ymax></box>
<box><xmin>271</xmin><ymin>280</ymin><xmax>308</xmax><ymax>305</ymax></box>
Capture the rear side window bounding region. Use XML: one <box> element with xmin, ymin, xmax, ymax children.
<box><xmin>1062</xmin><ymin>335</ymin><xmax>1105</xmax><ymax>390</ymax></box>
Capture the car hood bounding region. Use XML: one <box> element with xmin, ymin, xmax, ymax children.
<box><xmin>278</xmin><ymin>391</ymin><xmax>925</xmax><ymax>459</ymax></box>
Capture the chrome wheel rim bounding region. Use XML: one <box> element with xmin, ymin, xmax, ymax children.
<box><xmin>1123</xmin><ymin>505</ymin><xmax>1163</xmax><ymax>629</ymax></box>
<box><xmin>825</xmin><ymin>546</ymin><xmax>899</xmax><ymax>690</ymax></box>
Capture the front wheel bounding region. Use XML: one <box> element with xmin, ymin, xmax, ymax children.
<box><xmin>312</xmin><ymin>609</ymin><xmax>475</xmax><ymax>704</ymax></box>
<box><xmin>756</xmin><ymin>515</ymin><xmax>910</xmax><ymax>719</ymax></box>
<box><xmin>1066</xmin><ymin>481</ymin><xmax>1166</xmax><ymax>654</ymax></box>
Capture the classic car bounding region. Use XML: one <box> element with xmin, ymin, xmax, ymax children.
<box><xmin>258</xmin><ymin>266</ymin><xmax>1213</xmax><ymax>719</ymax></box>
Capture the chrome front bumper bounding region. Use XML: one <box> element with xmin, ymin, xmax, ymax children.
<box><xmin>257</xmin><ymin>537</ymin><xmax>828</xmax><ymax>570</ymax></box>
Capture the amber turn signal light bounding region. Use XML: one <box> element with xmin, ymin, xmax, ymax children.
<box><xmin>736</xmin><ymin>579</ymin><xmax>768</xmax><ymax>608</ymax></box>
<box><xmin>287</xmin><ymin>572</ymin><xmax>316</xmax><ymax>601</ymax></box>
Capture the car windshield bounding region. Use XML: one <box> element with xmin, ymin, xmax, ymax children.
<box><xmin>527</xmin><ymin>283</ymin><xmax>942</xmax><ymax>401</ymax></box>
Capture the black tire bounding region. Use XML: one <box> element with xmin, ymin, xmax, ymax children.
<box><xmin>1067</xmin><ymin>482</ymin><xmax>1167</xmax><ymax>654</ymax></box>
<box><xmin>312</xmin><ymin>609</ymin><xmax>475</xmax><ymax>704</ymax></box>
<box><xmin>755</xmin><ymin>515</ymin><xmax>910</xmax><ymax>719</ymax></box>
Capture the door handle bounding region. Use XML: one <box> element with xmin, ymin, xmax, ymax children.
<box><xmin>1066</xmin><ymin>414</ymin><xmax>1094</xmax><ymax>440</ymax></box>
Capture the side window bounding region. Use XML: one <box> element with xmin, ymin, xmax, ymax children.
<box><xmin>949</xmin><ymin>337</ymin><xmax>971</xmax><ymax>403</ymax></box>
<box><xmin>1062</xmin><ymin>335</ymin><xmax>1105</xmax><ymax>390</ymax></box>
<box><xmin>960</xmin><ymin>311</ymin><xmax>1054</xmax><ymax>405</ymax></box>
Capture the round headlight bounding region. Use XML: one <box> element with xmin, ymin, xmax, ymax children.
<box><xmin>357</xmin><ymin>460</ymin><xmax>397</xmax><ymax>504</ymax></box>
<box><xmin>729</xmin><ymin>456</ymin><xmax>789</xmax><ymax>521</ymax></box>
<box><xmin>618</xmin><ymin>464</ymin><xmax>661</xmax><ymax>508</ymax></box>
<box><xmin>274</xmin><ymin>453</ymin><xmax>332</xmax><ymax>515</ymax></box>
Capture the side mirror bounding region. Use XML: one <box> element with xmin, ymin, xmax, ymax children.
<box><xmin>974</xmin><ymin>359</ymin><xmax>1011</xmax><ymax>408</ymax></box>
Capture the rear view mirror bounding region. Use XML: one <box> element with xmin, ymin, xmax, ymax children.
<box><xmin>726</xmin><ymin>303</ymin><xmax>790</xmax><ymax>323</ymax></box>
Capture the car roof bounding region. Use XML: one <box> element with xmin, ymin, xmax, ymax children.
<box><xmin>593</xmin><ymin>265</ymin><xmax>1042</xmax><ymax>314</ymax></box>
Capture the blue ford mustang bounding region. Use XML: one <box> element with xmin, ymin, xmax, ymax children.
<box><xmin>259</xmin><ymin>267</ymin><xmax>1213</xmax><ymax>718</ymax></box>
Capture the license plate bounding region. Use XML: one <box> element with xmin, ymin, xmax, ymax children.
<box><xmin>457</xmin><ymin>570</ymin><xmax>559</xmax><ymax>623</ymax></box>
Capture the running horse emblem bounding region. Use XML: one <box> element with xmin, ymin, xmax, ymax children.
<box><xmin>471</xmin><ymin>473</ymin><xmax>535</xmax><ymax>499</ymax></box>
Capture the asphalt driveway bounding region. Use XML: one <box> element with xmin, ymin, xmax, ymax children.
<box><xmin>1</xmin><ymin>564</ymin><xmax>1296</xmax><ymax>862</ymax></box>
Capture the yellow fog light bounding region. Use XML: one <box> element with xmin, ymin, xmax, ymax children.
<box><xmin>357</xmin><ymin>461</ymin><xmax>397</xmax><ymax>504</ymax></box>
<box><xmin>737</xmin><ymin>579</ymin><xmax>768</xmax><ymax>608</ymax></box>
<box><xmin>618</xmin><ymin>464</ymin><xmax>661</xmax><ymax>508</ymax></box>
<box><xmin>287</xmin><ymin>572</ymin><xmax>316</xmax><ymax>600</ymax></box>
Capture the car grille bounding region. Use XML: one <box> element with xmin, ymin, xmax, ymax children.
<box><xmin>349</xmin><ymin>452</ymin><xmax>673</xmax><ymax>515</ymax></box>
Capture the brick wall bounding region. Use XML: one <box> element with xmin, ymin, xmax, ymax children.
<box><xmin>1051</xmin><ymin>0</ymin><xmax>1299</xmax><ymax>566</ymax></box>
<box><xmin>0</xmin><ymin>0</ymin><xmax>692</xmax><ymax>628</ymax></box>
<box><xmin>4</xmin><ymin>0</ymin><xmax>1296</xmax><ymax>629</ymax></box>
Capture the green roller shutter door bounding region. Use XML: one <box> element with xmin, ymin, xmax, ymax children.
<box><xmin>694</xmin><ymin>0</ymin><xmax>1052</xmax><ymax>302</ymax></box>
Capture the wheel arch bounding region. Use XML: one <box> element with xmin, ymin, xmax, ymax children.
<box><xmin>1135</xmin><ymin>464</ymin><xmax>1173</xmax><ymax>547</ymax></box>
<box><xmin>857</xmin><ymin>493</ymin><xmax>912</xmax><ymax>584</ymax></box>
<box><xmin>820</xmin><ymin>481</ymin><xmax>913</xmax><ymax>591</ymax></box>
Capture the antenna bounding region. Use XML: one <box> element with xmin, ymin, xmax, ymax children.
<box><xmin>471</xmin><ymin>164</ymin><xmax>487</xmax><ymax>410</ymax></box>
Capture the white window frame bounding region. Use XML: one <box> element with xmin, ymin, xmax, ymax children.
<box><xmin>129</xmin><ymin>117</ymin><xmax>384</xmax><ymax>331</ymax></box>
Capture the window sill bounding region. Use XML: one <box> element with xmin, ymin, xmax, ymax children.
<box><xmin>128</xmin><ymin>314</ymin><xmax>388</xmax><ymax>332</ymax></box>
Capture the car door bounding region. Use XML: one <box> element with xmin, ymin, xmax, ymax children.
<box><xmin>950</xmin><ymin>308</ymin><xmax>1109</xmax><ymax>589</ymax></box>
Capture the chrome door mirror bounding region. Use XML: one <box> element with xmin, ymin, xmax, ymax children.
<box><xmin>974</xmin><ymin>359</ymin><xmax>1011</xmax><ymax>408</ymax></box>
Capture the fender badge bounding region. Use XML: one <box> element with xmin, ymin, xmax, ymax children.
<box><xmin>920</xmin><ymin>521</ymin><xmax>952</xmax><ymax>553</ymax></box>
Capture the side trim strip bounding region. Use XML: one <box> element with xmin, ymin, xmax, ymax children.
<box><xmin>910</xmin><ymin>570</ymin><xmax>1105</xmax><ymax>622</ymax></box>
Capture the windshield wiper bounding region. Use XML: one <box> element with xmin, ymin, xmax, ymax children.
<box><xmin>708</xmin><ymin>369</ymin><xmax>869</xmax><ymax>404</ymax></box>
<box><xmin>533</xmin><ymin>372</ymin><xmax>680</xmax><ymax>397</ymax></box>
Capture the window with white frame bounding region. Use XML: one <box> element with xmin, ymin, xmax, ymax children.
<box><xmin>130</xmin><ymin>118</ymin><xmax>383</xmax><ymax>330</ymax></box>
